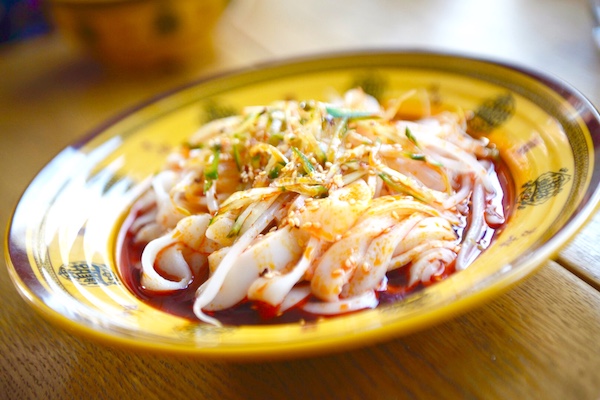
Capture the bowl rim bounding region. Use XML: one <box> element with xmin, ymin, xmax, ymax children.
<box><xmin>5</xmin><ymin>49</ymin><xmax>600</xmax><ymax>360</ymax></box>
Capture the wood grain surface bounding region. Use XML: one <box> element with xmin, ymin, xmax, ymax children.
<box><xmin>2</xmin><ymin>262</ymin><xmax>599</xmax><ymax>399</ymax></box>
<box><xmin>2</xmin><ymin>1</ymin><xmax>600</xmax><ymax>399</ymax></box>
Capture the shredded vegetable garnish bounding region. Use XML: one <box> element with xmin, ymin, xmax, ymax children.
<box><xmin>127</xmin><ymin>88</ymin><xmax>507</xmax><ymax>326</ymax></box>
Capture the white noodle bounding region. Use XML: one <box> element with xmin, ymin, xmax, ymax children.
<box><xmin>193</xmin><ymin>196</ymin><xmax>285</xmax><ymax>325</ymax></box>
<box><xmin>279</xmin><ymin>286</ymin><xmax>312</xmax><ymax>313</ymax></box>
<box><xmin>389</xmin><ymin>240</ymin><xmax>458</xmax><ymax>271</ymax></box>
<box><xmin>455</xmin><ymin>180</ymin><xmax>487</xmax><ymax>271</ymax></box>
<box><xmin>248</xmin><ymin>236</ymin><xmax>322</xmax><ymax>306</ymax></box>
<box><xmin>302</xmin><ymin>290</ymin><xmax>378</xmax><ymax>315</ymax></box>
<box><xmin>409</xmin><ymin>247</ymin><xmax>457</xmax><ymax>286</ymax></box>
<box><xmin>443</xmin><ymin>174</ymin><xmax>473</xmax><ymax>209</ymax></box>
<box><xmin>346</xmin><ymin>214</ymin><xmax>424</xmax><ymax>296</ymax></box>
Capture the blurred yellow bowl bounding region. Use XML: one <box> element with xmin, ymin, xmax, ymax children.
<box><xmin>48</xmin><ymin>0</ymin><xmax>228</xmax><ymax>71</ymax></box>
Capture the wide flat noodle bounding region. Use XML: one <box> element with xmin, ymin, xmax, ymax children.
<box><xmin>129</xmin><ymin>88</ymin><xmax>506</xmax><ymax>326</ymax></box>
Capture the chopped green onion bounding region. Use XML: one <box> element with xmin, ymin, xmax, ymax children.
<box><xmin>227</xmin><ymin>219</ymin><xmax>243</xmax><ymax>238</ymax></box>
<box><xmin>268</xmin><ymin>132</ymin><xmax>285</xmax><ymax>146</ymax></box>
<box><xmin>203</xmin><ymin>179</ymin><xmax>214</xmax><ymax>193</ymax></box>
<box><xmin>268</xmin><ymin>163</ymin><xmax>284</xmax><ymax>179</ymax></box>
<box><xmin>326</xmin><ymin>106</ymin><xmax>379</xmax><ymax>119</ymax></box>
<box><xmin>291</xmin><ymin>184</ymin><xmax>328</xmax><ymax>198</ymax></box>
<box><xmin>308</xmin><ymin>184</ymin><xmax>329</xmax><ymax>198</ymax></box>
<box><xmin>204</xmin><ymin>146</ymin><xmax>221</xmax><ymax>180</ymax></box>
<box><xmin>232</xmin><ymin>142</ymin><xmax>242</xmax><ymax>171</ymax></box>
<box><xmin>203</xmin><ymin>145</ymin><xmax>221</xmax><ymax>192</ymax></box>
<box><xmin>292</xmin><ymin>146</ymin><xmax>316</xmax><ymax>175</ymax></box>
<box><xmin>405</xmin><ymin>127</ymin><xmax>419</xmax><ymax>147</ymax></box>
<box><xmin>403</xmin><ymin>151</ymin><xmax>444</xmax><ymax>167</ymax></box>
<box><xmin>408</xmin><ymin>153</ymin><xmax>426</xmax><ymax>161</ymax></box>
<box><xmin>379</xmin><ymin>172</ymin><xmax>428</xmax><ymax>203</ymax></box>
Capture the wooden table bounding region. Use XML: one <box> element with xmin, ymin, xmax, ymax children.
<box><xmin>2</xmin><ymin>1</ymin><xmax>600</xmax><ymax>398</ymax></box>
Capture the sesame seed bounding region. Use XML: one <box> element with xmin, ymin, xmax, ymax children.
<box><xmin>344</xmin><ymin>257</ymin><xmax>354</xmax><ymax>269</ymax></box>
<box><xmin>332</xmin><ymin>269</ymin><xmax>344</xmax><ymax>278</ymax></box>
<box><xmin>313</xmin><ymin>222</ymin><xmax>322</xmax><ymax>229</ymax></box>
<box><xmin>391</xmin><ymin>210</ymin><xmax>400</xmax><ymax>219</ymax></box>
<box><xmin>307</xmin><ymin>203</ymin><xmax>320</xmax><ymax>211</ymax></box>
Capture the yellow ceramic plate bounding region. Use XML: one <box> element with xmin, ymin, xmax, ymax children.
<box><xmin>6</xmin><ymin>52</ymin><xmax>600</xmax><ymax>360</ymax></box>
